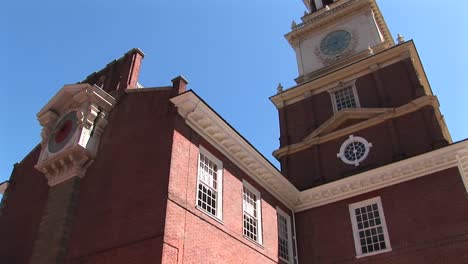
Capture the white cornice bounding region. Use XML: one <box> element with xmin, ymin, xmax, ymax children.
<box><xmin>0</xmin><ymin>181</ymin><xmax>9</xmax><ymax>194</ymax></box>
<box><xmin>36</xmin><ymin>84</ymin><xmax>116</xmax><ymax>186</ymax></box>
<box><xmin>38</xmin><ymin>84</ymin><xmax>115</xmax><ymax>117</ymax></box>
<box><xmin>457</xmin><ymin>147</ymin><xmax>468</xmax><ymax>193</ymax></box>
<box><xmin>171</xmin><ymin>92</ymin><xmax>299</xmax><ymax>208</ymax></box>
<box><xmin>270</xmin><ymin>41</ymin><xmax>428</xmax><ymax>109</ymax></box>
<box><xmin>171</xmin><ymin>91</ymin><xmax>467</xmax><ymax>211</ymax></box>
<box><xmin>296</xmin><ymin>140</ymin><xmax>468</xmax><ymax>211</ymax></box>
<box><xmin>305</xmin><ymin>108</ymin><xmax>390</xmax><ymax>140</ymax></box>
<box><xmin>273</xmin><ymin>95</ymin><xmax>442</xmax><ymax>159</ymax></box>
<box><xmin>289</xmin><ymin>0</ymin><xmax>393</xmax><ymax>48</ymax></box>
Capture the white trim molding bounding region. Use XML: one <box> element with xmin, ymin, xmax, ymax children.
<box><xmin>171</xmin><ymin>92</ymin><xmax>299</xmax><ymax>209</ymax></box>
<box><xmin>456</xmin><ymin>147</ymin><xmax>468</xmax><ymax>193</ymax></box>
<box><xmin>297</xmin><ymin>140</ymin><xmax>468</xmax><ymax>211</ymax></box>
<box><xmin>172</xmin><ymin>90</ymin><xmax>468</xmax><ymax>212</ymax></box>
<box><xmin>0</xmin><ymin>181</ymin><xmax>9</xmax><ymax>194</ymax></box>
<box><xmin>35</xmin><ymin>84</ymin><xmax>116</xmax><ymax>186</ymax></box>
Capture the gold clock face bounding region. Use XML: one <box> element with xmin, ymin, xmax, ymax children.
<box><xmin>47</xmin><ymin>111</ymin><xmax>78</xmax><ymax>153</ymax></box>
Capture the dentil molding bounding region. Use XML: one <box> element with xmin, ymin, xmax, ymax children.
<box><xmin>296</xmin><ymin>141</ymin><xmax>468</xmax><ymax>211</ymax></box>
<box><xmin>171</xmin><ymin>91</ymin><xmax>299</xmax><ymax>208</ymax></box>
<box><xmin>171</xmin><ymin>91</ymin><xmax>468</xmax><ymax>212</ymax></box>
<box><xmin>457</xmin><ymin>147</ymin><xmax>468</xmax><ymax>193</ymax></box>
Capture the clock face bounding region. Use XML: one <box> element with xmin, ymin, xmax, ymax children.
<box><xmin>320</xmin><ymin>30</ymin><xmax>352</xmax><ymax>56</ymax></box>
<box><xmin>48</xmin><ymin>111</ymin><xmax>78</xmax><ymax>153</ymax></box>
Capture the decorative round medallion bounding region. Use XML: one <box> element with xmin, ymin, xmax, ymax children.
<box><xmin>320</xmin><ymin>30</ymin><xmax>352</xmax><ymax>56</ymax></box>
<box><xmin>47</xmin><ymin>111</ymin><xmax>78</xmax><ymax>153</ymax></box>
<box><xmin>337</xmin><ymin>135</ymin><xmax>372</xmax><ymax>166</ymax></box>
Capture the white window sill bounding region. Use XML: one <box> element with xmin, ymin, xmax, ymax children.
<box><xmin>195</xmin><ymin>205</ymin><xmax>224</xmax><ymax>225</ymax></box>
<box><xmin>242</xmin><ymin>235</ymin><xmax>264</xmax><ymax>248</ymax></box>
<box><xmin>356</xmin><ymin>248</ymin><xmax>392</xmax><ymax>259</ymax></box>
<box><xmin>279</xmin><ymin>256</ymin><xmax>292</xmax><ymax>264</ymax></box>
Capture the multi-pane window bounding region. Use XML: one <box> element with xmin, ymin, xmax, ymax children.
<box><xmin>196</xmin><ymin>147</ymin><xmax>223</xmax><ymax>220</ymax></box>
<box><xmin>331</xmin><ymin>86</ymin><xmax>360</xmax><ymax>112</ymax></box>
<box><xmin>243</xmin><ymin>181</ymin><xmax>262</xmax><ymax>244</ymax></box>
<box><xmin>349</xmin><ymin>197</ymin><xmax>391</xmax><ymax>258</ymax></box>
<box><xmin>277</xmin><ymin>208</ymin><xmax>293</xmax><ymax>263</ymax></box>
<box><xmin>337</xmin><ymin>135</ymin><xmax>372</xmax><ymax>166</ymax></box>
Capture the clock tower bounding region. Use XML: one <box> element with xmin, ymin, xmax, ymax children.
<box><xmin>271</xmin><ymin>0</ymin><xmax>451</xmax><ymax>190</ymax></box>
<box><xmin>288</xmin><ymin>0</ymin><xmax>393</xmax><ymax>84</ymax></box>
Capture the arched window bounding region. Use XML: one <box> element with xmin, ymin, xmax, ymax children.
<box><xmin>310</xmin><ymin>0</ymin><xmax>317</xmax><ymax>12</ymax></box>
<box><xmin>312</xmin><ymin>0</ymin><xmax>335</xmax><ymax>12</ymax></box>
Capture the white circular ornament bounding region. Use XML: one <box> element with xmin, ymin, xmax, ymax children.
<box><xmin>337</xmin><ymin>135</ymin><xmax>372</xmax><ymax>166</ymax></box>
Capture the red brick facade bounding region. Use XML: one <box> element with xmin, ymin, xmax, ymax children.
<box><xmin>0</xmin><ymin>148</ymin><xmax>48</xmax><ymax>264</ymax></box>
<box><xmin>295</xmin><ymin>168</ymin><xmax>468</xmax><ymax>263</ymax></box>
<box><xmin>163</xmin><ymin>116</ymin><xmax>292</xmax><ymax>263</ymax></box>
<box><xmin>1</xmin><ymin>1</ymin><xmax>468</xmax><ymax>263</ymax></box>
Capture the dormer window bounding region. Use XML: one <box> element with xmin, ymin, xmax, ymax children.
<box><xmin>328</xmin><ymin>82</ymin><xmax>360</xmax><ymax>113</ymax></box>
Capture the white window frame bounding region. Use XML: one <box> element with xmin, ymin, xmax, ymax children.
<box><xmin>242</xmin><ymin>180</ymin><xmax>263</xmax><ymax>245</ymax></box>
<box><xmin>196</xmin><ymin>146</ymin><xmax>223</xmax><ymax>220</ymax></box>
<box><xmin>328</xmin><ymin>81</ymin><xmax>360</xmax><ymax>113</ymax></box>
<box><xmin>337</xmin><ymin>135</ymin><xmax>373</xmax><ymax>166</ymax></box>
<box><xmin>349</xmin><ymin>197</ymin><xmax>392</xmax><ymax>258</ymax></box>
<box><xmin>277</xmin><ymin>207</ymin><xmax>294</xmax><ymax>263</ymax></box>
<box><xmin>314</xmin><ymin>0</ymin><xmax>324</xmax><ymax>9</ymax></box>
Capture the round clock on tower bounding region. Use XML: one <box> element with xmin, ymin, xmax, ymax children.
<box><xmin>319</xmin><ymin>30</ymin><xmax>352</xmax><ymax>56</ymax></box>
<box><xmin>47</xmin><ymin>111</ymin><xmax>78</xmax><ymax>153</ymax></box>
<box><xmin>287</xmin><ymin>0</ymin><xmax>394</xmax><ymax>83</ymax></box>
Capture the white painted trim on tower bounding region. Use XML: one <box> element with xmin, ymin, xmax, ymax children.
<box><xmin>171</xmin><ymin>91</ymin><xmax>468</xmax><ymax>212</ymax></box>
<box><xmin>456</xmin><ymin>148</ymin><xmax>468</xmax><ymax>193</ymax></box>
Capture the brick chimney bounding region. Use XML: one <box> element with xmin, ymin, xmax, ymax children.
<box><xmin>171</xmin><ymin>75</ymin><xmax>189</xmax><ymax>95</ymax></box>
<box><xmin>81</xmin><ymin>48</ymin><xmax>145</xmax><ymax>93</ymax></box>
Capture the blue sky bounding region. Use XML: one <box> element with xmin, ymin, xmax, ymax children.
<box><xmin>1</xmin><ymin>0</ymin><xmax>467</xmax><ymax>185</ymax></box>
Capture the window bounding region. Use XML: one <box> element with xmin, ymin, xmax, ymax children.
<box><xmin>349</xmin><ymin>197</ymin><xmax>391</xmax><ymax>258</ymax></box>
<box><xmin>329</xmin><ymin>85</ymin><xmax>360</xmax><ymax>113</ymax></box>
<box><xmin>277</xmin><ymin>208</ymin><xmax>294</xmax><ymax>263</ymax></box>
<box><xmin>313</xmin><ymin>0</ymin><xmax>323</xmax><ymax>10</ymax></box>
<box><xmin>337</xmin><ymin>135</ymin><xmax>372</xmax><ymax>166</ymax></box>
<box><xmin>196</xmin><ymin>147</ymin><xmax>223</xmax><ymax>220</ymax></box>
<box><xmin>243</xmin><ymin>180</ymin><xmax>262</xmax><ymax>244</ymax></box>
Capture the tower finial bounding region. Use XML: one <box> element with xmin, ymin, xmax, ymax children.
<box><xmin>397</xmin><ymin>34</ymin><xmax>405</xmax><ymax>44</ymax></box>
<box><xmin>368</xmin><ymin>46</ymin><xmax>374</xmax><ymax>55</ymax></box>
<box><xmin>291</xmin><ymin>21</ymin><xmax>297</xmax><ymax>30</ymax></box>
<box><xmin>277</xmin><ymin>83</ymin><xmax>284</xmax><ymax>94</ymax></box>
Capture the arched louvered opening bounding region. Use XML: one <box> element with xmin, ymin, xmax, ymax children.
<box><xmin>310</xmin><ymin>0</ymin><xmax>336</xmax><ymax>13</ymax></box>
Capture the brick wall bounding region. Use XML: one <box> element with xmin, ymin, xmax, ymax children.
<box><xmin>279</xmin><ymin>59</ymin><xmax>425</xmax><ymax>147</ymax></box>
<box><xmin>286</xmin><ymin>108</ymin><xmax>448</xmax><ymax>190</ymax></box>
<box><xmin>29</xmin><ymin>177</ymin><xmax>81</xmax><ymax>264</ymax></box>
<box><xmin>64</xmin><ymin>90</ymin><xmax>176</xmax><ymax>263</ymax></box>
<box><xmin>295</xmin><ymin>167</ymin><xmax>468</xmax><ymax>263</ymax></box>
<box><xmin>162</xmin><ymin>116</ymin><xmax>293</xmax><ymax>264</ymax></box>
<box><xmin>0</xmin><ymin>147</ymin><xmax>48</xmax><ymax>264</ymax></box>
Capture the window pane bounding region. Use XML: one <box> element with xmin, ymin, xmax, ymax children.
<box><xmin>334</xmin><ymin>86</ymin><xmax>357</xmax><ymax>111</ymax></box>
<box><xmin>243</xmin><ymin>184</ymin><xmax>261</xmax><ymax>243</ymax></box>
<box><xmin>351</xmin><ymin>200</ymin><xmax>390</xmax><ymax>256</ymax></box>
<box><xmin>196</xmin><ymin>151</ymin><xmax>221</xmax><ymax>218</ymax></box>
